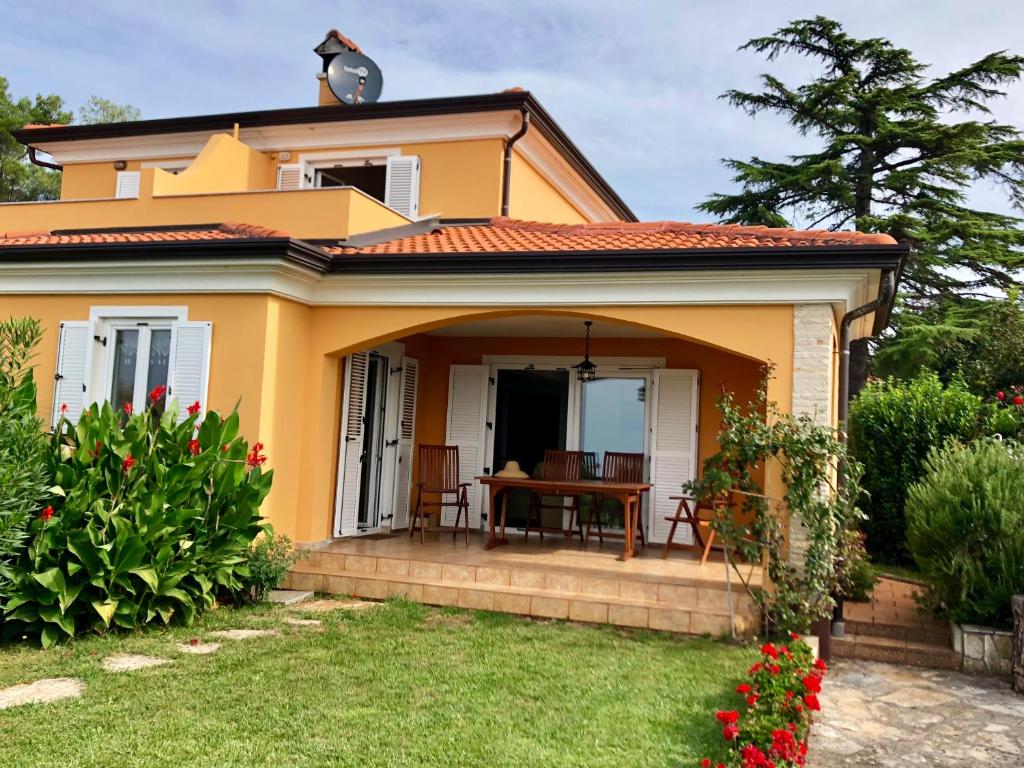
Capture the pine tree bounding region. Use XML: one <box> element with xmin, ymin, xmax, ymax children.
<box><xmin>699</xmin><ymin>17</ymin><xmax>1024</xmax><ymax>310</ymax></box>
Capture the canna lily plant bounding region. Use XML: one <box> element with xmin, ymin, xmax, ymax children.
<box><xmin>1</xmin><ymin>393</ymin><xmax>271</xmax><ymax>648</ymax></box>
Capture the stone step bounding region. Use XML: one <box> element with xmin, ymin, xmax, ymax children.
<box><xmin>844</xmin><ymin>618</ymin><xmax>950</xmax><ymax>646</ymax></box>
<box><xmin>832</xmin><ymin>634</ymin><xmax>959</xmax><ymax>670</ymax></box>
<box><xmin>300</xmin><ymin>548</ymin><xmax>753</xmax><ymax>613</ymax></box>
<box><xmin>285</xmin><ymin>563</ymin><xmax>757</xmax><ymax>637</ymax></box>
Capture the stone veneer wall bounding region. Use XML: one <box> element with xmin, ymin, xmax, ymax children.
<box><xmin>952</xmin><ymin>622</ymin><xmax>1014</xmax><ymax>677</ymax></box>
<box><xmin>789</xmin><ymin>304</ymin><xmax>836</xmax><ymax>567</ymax></box>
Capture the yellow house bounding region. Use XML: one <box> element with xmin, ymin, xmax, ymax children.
<box><xmin>0</xmin><ymin>31</ymin><xmax>904</xmax><ymax>633</ymax></box>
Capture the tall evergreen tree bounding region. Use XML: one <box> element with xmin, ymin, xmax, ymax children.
<box><xmin>699</xmin><ymin>17</ymin><xmax>1024</xmax><ymax>312</ymax></box>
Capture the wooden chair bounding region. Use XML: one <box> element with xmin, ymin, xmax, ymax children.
<box><xmin>582</xmin><ymin>451</ymin><xmax>599</xmax><ymax>480</ymax></box>
<box><xmin>526</xmin><ymin>449</ymin><xmax>583</xmax><ymax>541</ymax></box>
<box><xmin>661</xmin><ymin>493</ymin><xmax>731</xmax><ymax>565</ymax></box>
<box><xmin>410</xmin><ymin>444</ymin><xmax>470</xmax><ymax>544</ymax></box>
<box><xmin>585</xmin><ymin>451</ymin><xmax>646</xmax><ymax>547</ymax></box>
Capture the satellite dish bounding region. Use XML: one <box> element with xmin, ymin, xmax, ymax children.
<box><xmin>326</xmin><ymin>50</ymin><xmax>383</xmax><ymax>105</ymax></box>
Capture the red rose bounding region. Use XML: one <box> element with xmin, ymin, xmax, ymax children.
<box><xmin>40</xmin><ymin>505</ymin><xmax>54</xmax><ymax>522</ymax></box>
<box><xmin>148</xmin><ymin>384</ymin><xmax>167</xmax><ymax>403</ymax></box>
<box><xmin>997</xmin><ymin>391</ymin><xmax>1006</xmax><ymax>401</ymax></box>
<box><xmin>760</xmin><ymin>642</ymin><xmax>779</xmax><ymax>659</ymax></box>
<box><xmin>813</xmin><ymin>658</ymin><xmax>827</xmax><ymax>672</ymax></box>
<box><xmin>736</xmin><ymin>683</ymin><xmax>752</xmax><ymax>695</ymax></box>
<box><xmin>771</xmin><ymin>664</ymin><xmax>781</xmax><ymax>675</ymax></box>
<box><xmin>122</xmin><ymin>454</ymin><xmax>136</xmax><ymax>473</ymax></box>
<box><xmin>700</xmin><ymin>760</ymin><xmax>711</xmax><ymax>768</ymax></box>
<box><xmin>1014</xmin><ymin>395</ymin><xmax>1024</xmax><ymax>406</ymax></box>
<box><xmin>749</xmin><ymin>662</ymin><xmax>763</xmax><ymax>674</ymax></box>
<box><xmin>802</xmin><ymin>675</ymin><xmax>822</xmax><ymax>694</ymax></box>
<box><xmin>187</xmin><ymin>400</ymin><xmax>202</xmax><ymax>416</ymax></box>
<box><xmin>789</xmin><ymin>631</ymin><xmax>800</xmax><ymax>640</ymax></box>
<box><xmin>803</xmin><ymin>693</ymin><xmax>820</xmax><ymax>711</ymax></box>
<box><xmin>722</xmin><ymin>724</ymin><xmax>740</xmax><ymax>741</ymax></box>
<box><xmin>715</xmin><ymin>709</ymin><xmax>739</xmax><ymax>724</ymax></box>
<box><xmin>746</xmin><ymin>694</ymin><xmax>759</xmax><ymax>707</ymax></box>
<box><xmin>188</xmin><ymin>439</ymin><xmax>201</xmax><ymax>456</ymax></box>
<box><xmin>122</xmin><ymin>402</ymin><xmax>133</xmax><ymax>415</ymax></box>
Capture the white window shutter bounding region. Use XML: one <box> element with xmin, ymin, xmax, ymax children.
<box><xmin>51</xmin><ymin>321</ymin><xmax>92</xmax><ymax>427</ymax></box>
<box><xmin>335</xmin><ymin>351</ymin><xmax>370</xmax><ymax>536</ymax></box>
<box><xmin>648</xmin><ymin>369</ymin><xmax>700</xmax><ymax>544</ymax></box>
<box><xmin>115</xmin><ymin>171</ymin><xmax>141</xmax><ymax>199</ymax></box>
<box><xmin>443</xmin><ymin>364</ymin><xmax>488</xmax><ymax>528</ymax></box>
<box><xmin>390</xmin><ymin>357</ymin><xmax>419</xmax><ymax>530</ymax></box>
<box><xmin>168</xmin><ymin>321</ymin><xmax>212</xmax><ymax>422</ymax></box>
<box><xmin>275</xmin><ymin>163</ymin><xmax>302</xmax><ymax>190</ymax></box>
<box><xmin>384</xmin><ymin>155</ymin><xmax>421</xmax><ymax>219</ymax></box>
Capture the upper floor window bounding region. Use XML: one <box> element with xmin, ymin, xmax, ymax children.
<box><xmin>314</xmin><ymin>160</ymin><xmax>387</xmax><ymax>203</ymax></box>
<box><xmin>276</xmin><ymin>153</ymin><xmax>420</xmax><ymax>219</ymax></box>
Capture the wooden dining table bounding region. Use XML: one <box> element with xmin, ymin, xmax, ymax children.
<box><xmin>475</xmin><ymin>476</ymin><xmax>652</xmax><ymax>561</ymax></box>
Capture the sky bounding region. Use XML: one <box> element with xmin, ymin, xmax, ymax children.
<box><xmin>2</xmin><ymin>0</ymin><xmax>1022</xmax><ymax>222</ymax></box>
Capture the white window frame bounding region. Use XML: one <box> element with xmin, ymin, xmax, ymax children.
<box><xmin>297</xmin><ymin>148</ymin><xmax>401</xmax><ymax>190</ymax></box>
<box><xmin>87</xmin><ymin>306</ymin><xmax>188</xmax><ymax>412</ymax></box>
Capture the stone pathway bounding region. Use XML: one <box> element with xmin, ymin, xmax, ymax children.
<box><xmin>0</xmin><ymin>678</ymin><xmax>84</xmax><ymax>709</ymax></box>
<box><xmin>283</xmin><ymin>617</ymin><xmax>322</xmax><ymax>627</ymax></box>
<box><xmin>101</xmin><ymin>653</ymin><xmax>169</xmax><ymax>673</ymax></box>
<box><xmin>208</xmin><ymin>628</ymin><xmax>280</xmax><ymax>641</ymax></box>
<box><xmin>809</xmin><ymin>659</ymin><xmax>1024</xmax><ymax>766</ymax></box>
<box><xmin>290</xmin><ymin>599</ymin><xmax>377</xmax><ymax>613</ymax></box>
<box><xmin>175</xmin><ymin>640</ymin><xmax>221</xmax><ymax>654</ymax></box>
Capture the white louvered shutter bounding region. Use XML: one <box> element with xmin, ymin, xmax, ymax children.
<box><xmin>443</xmin><ymin>364</ymin><xmax>487</xmax><ymax>527</ymax></box>
<box><xmin>335</xmin><ymin>352</ymin><xmax>370</xmax><ymax>536</ymax></box>
<box><xmin>168</xmin><ymin>321</ymin><xmax>212</xmax><ymax>422</ymax></box>
<box><xmin>384</xmin><ymin>155</ymin><xmax>421</xmax><ymax>219</ymax></box>
<box><xmin>275</xmin><ymin>163</ymin><xmax>303</xmax><ymax>190</ymax></box>
<box><xmin>51</xmin><ymin>321</ymin><xmax>92</xmax><ymax>427</ymax></box>
<box><xmin>390</xmin><ymin>357</ymin><xmax>419</xmax><ymax>530</ymax></box>
<box><xmin>648</xmin><ymin>369</ymin><xmax>700</xmax><ymax>544</ymax></box>
<box><xmin>115</xmin><ymin>171</ymin><xmax>141</xmax><ymax>199</ymax></box>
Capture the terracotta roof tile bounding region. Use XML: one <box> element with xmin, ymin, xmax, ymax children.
<box><xmin>328</xmin><ymin>217</ymin><xmax>897</xmax><ymax>255</ymax></box>
<box><xmin>0</xmin><ymin>223</ymin><xmax>288</xmax><ymax>247</ymax></box>
<box><xmin>323</xmin><ymin>29</ymin><xmax>362</xmax><ymax>53</ymax></box>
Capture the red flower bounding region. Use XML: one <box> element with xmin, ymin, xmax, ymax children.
<box><xmin>771</xmin><ymin>664</ymin><xmax>781</xmax><ymax>675</ymax></box>
<box><xmin>746</xmin><ymin>694</ymin><xmax>760</xmax><ymax>707</ymax></box>
<box><xmin>760</xmin><ymin>642</ymin><xmax>779</xmax><ymax>659</ymax></box>
<box><xmin>722</xmin><ymin>724</ymin><xmax>740</xmax><ymax>741</ymax></box>
<box><xmin>40</xmin><ymin>505</ymin><xmax>54</xmax><ymax>522</ymax></box>
<box><xmin>803</xmin><ymin>693</ymin><xmax>820</xmax><ymax>711</ymax></box>
<box><xmin>715</xmin><ymin>709</ymin><xmax>740</xmax><ymax>724</ymax></box>
<box><xmin>996</xmin><ymin>391</ymin><xmax>1006</xmax><ymax>401</ymax></box>
<box><xmin>787</xmin><ymin>722</ymin><xmax>798</xmax><ymax>732</ymax></box>
<box><xmin>813</xmin><ymin>658</ymin><xmax>827</xmax><ymax>672</ymax></box>
<box><xmin>188</xmin><ymin>439</ymin><xmax>201</xmax><ymax>456</ymax></box>
<box><xmin>187</xmin><ymin>400</ymin><xmax>201</xmax><ymax>416</ymax></box>
<box><xmin>736</xmin><ymin>683</ymin><xmax>752</xmax><ymax>695</ymax></box>
<box><xmin>148</xmin><ymin>384</ymin><xmax>167</xmax><ymax>403</ymax></box>
<box><xmin>700</xmin><ymin>760</ymin><xmax>711</xmax><ymax>768</ymax></box>
<box><xmin>246</xmin><ymin>441</ymin><xmax>267</xmax><ymax>469</ymax></box>
<box><xmin>122</xmin><ymin>401</ymin><xmax>133</xmax><ymax>415</ymax></box>
<box><xmin>59</xmin><ymin>402</ymin><xmax>68</xmax><ymax>414</ymax></box>
<box><xmin>749</xmin><ymin>662</ymin><xmax>763</xmax><ymax>674</ymax></box>
<box><xmin>122</xmin><ymin>454</ymin><xmax>136</xmax><ymax>473</ymax></box>
<box><xmin>802</xmin><ymin>675</ymin><xmax>822</xmax><ymax>694</ymax></box>
<box><xmin>789</xmin><ymin>631</ymin><xmax>800</xmax><ymax>640</ymax></box>
<box><xmin>1014</xmin><ymin>395</ymin><xmax>1024</xmax><ymax>406</ymax></box>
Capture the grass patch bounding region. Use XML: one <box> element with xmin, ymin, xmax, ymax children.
<box><xmin>869</xmin><ymin>561</ymin><xmax>924</xmax><ymax>585</ymax></box>
<box><xmin>0</xmin><ymin>599</ymin><xmax>750</xmax><ymax>767</ymax></box>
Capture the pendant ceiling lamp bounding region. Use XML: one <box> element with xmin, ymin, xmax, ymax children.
<box><xmin>575</xmin><ymin>320</ymin><xmax>597</xmax><ymax>383</ymax></box>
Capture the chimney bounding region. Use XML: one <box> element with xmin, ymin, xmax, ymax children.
<box><xmin>314</xmin><ymin>30</ymin><xmax>362</xmax><ymax>106</ymax></box>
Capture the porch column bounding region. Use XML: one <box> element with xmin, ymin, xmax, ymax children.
<box><xmin>788</xmin><ymin>304</ymin><xmax>836</xmax><ymax>568</ymax></box>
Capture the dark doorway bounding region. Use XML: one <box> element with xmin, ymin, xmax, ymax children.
<box><xmin>315</xmin><ymin>164</ymin><xmax>387</xmax><ymax>203</ymax></box>
<box><xmin>491</xmin><ymin>369</ymin><xmax>570</xmax><ymax>529</ymax></box>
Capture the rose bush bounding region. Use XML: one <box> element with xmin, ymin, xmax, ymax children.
<box><xmin>699</xmin><ymin>636</ymin><xmax>826</xmax><ymax>768</ymax></box>
<box><xmin>1</xmin><ymin>393</ymin><xmax>272</xmax><ymax>647</ymax></box>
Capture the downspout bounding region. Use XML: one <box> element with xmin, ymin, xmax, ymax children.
<box><xmin>832</xmin><ymin>267</ymin><xmax>896</xmax><ymax>641</ymax></box>
<box><xmin>27</xmin><ymin>146</ymin><xmax>62</xmax><ymax>172</ymax></box>
<box><xmin>500</xmin><ymin>109</ymin><xmax>530</xmax><ymax>217</ymax></box>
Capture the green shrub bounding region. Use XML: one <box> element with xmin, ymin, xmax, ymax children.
<box><xmin>848</xmin><ymin>372</ymin><xmax>983</xmax><ymax>564</ymax></box>
<box><xmin>0</xmin><ymin>318</ymin><xmax>49</xmax><ymax>602</ymax></box>
<box><xmin>2</xmin><ymin>398</ymin><xmax>272</xmax><ymax>647</ymax></box>
<box><xmin>834</xmin><ymin>529</ymin><xmax>877</xmax><ymax>602</ymax></box>
<box><xmin>241</xmin><ymin>533</ymin><xmax>301</xmax><ymax>603</ymax></box>
<box><xmin>906</xmin><ymin>439</ymin><xmax>1024</xmax><ymax>628</ymax></box>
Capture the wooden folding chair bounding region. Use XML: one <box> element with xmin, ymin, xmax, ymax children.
<box><xmin>585</xmin><ymin>451</ymin><xmax>646</xmax><ymax>547</ymax></box>
<box><xmin>526</xmin><ymin>449</ymin><xmax>583</xmax><ymax>541</ymax></box>
<box><xmin>410</xmin><ymin>444</ymin><xmax>471</xmax><ymax>544</ymax></box>
<box><xmin>662</xmin><ymin>493</ymin><xmax>732</xmax><ymax>564</ymax></box>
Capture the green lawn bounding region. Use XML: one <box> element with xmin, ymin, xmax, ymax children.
<box><xmin>0</xmin><ymin>599</ymin><xmax>750</xmax><ymax>768</ymax></box>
